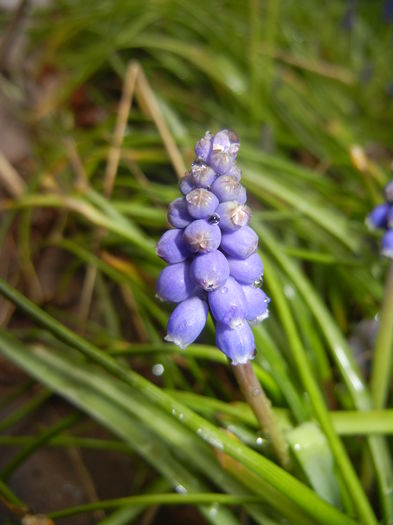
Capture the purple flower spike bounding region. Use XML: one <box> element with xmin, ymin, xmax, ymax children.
<box><xmin>366</xmin><ymin>203</ymin><xmax>390</xmax><ymax>230</ymax></box>
<box><xmin>194</xmin><ymin>131</ymin><xmax>213</xmax><ymax>162</ymax></box>
<box><xmin>208</xmin><ymin>277</ymin><xmax>247</xmax><ymax>327</ymax></box>
<box><xmin>165</xmin><ymin>296</ymin><xmax>208</xmax><ymax>349</ymax></box>
<box><xmin>157</xmin><ymin>129</ymin><xmax>270</xmax><ymax>365</ymax></box>
<box><xmin>183</xmin><ymin>219</ymin><xmax>221</xmax><ymax>253</ymax></box>
<box><xmin>382</xmin><ymin>230</ymin><xmax>393</xmax><ymax>259</ymax></box>
<box><xmin>191</xmin><ymin>160</ymin><xmax>217</xmax><ymax>188</ymax></box>
<box><xmin>156</xmin><ymin>262</ymin><xmax>194</xmax><ymax>303</ymax></box>
<box><xmin>186</xmin><ymin>188</ymin><xmax>219</xmax><ymax>219</ymax></box>
<box><xmin>216</xmin><ymin>321</ymin><xmax>255</xmax><ymax>365</ymax></box>
<box><xmin>155</xmin><ymin>229</ymin><xmax>191</xmax><ymax>264</ymax></box>
<box><xmin>179</xmin><ymin>172</ymin><xmax>196</xmax><ymax>195</ymax></box>
<box><xmin>242</xmin><ymin>286</ymin><xmax>270</xmax><ymax>325</ymax></box>
<box><xmin>220</xmin><ymin>225</ymin><xmax>258</xmax><ymax>259</ymax></box>
<box><xmin>216</xmin><ymin>201</ymin><xmax>251</xmax><ymax>231</ymax></box>
<box><xmin>167</xmin><ymin>198</ymin><xmax>193</xmax><ymax>229</ymax></box>
<box><xmin>211</xmin><ymin>176</ymin><xmax>246</xmax><ymax>203</ymax></box>
<box><xmin>191</xmin><ymin>250</ymin><xmax>230</xmax><ymax>291</ymax></box>
<box><xmin>228</xmin><ymin>252</ymin><xmax>264</xmax><ymax>285</ymax></box>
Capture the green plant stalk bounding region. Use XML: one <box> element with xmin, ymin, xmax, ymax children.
<box><xmin>48</xmin><ymin>493</ymin><xmax>263</xmax><ymax>520</ymax></box>
<box><xmin>232</xmin><ymin>362</ymin><xmax>290</xmax><ymax>469</ymax></box>
<box><xmin>0</xmin><ymin>279</ymin><xmax>357</xmax><ymax>525</ymax></box>
<box><xmin>370</xmin><ymin>262</ymin><xmax>393</xmax><ymax>409</ymax></box>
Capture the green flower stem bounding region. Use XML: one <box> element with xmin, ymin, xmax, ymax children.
<box><xmin>370</xmin><ymin>262</ymin><xmax>393</xmax><ymax>409</ymax></box>
<box><xmin>232</xmin><ymin>362</ymin><xmax>290</xmax><ymax>469</ymax></box>
<box><xmin>48</xmin><ymin>493</ymin><xmax>262</xmax><ymax>520</ymax></box>
<box><xmin>0</xmin><ymin>279</ymin><xmax>357</xmax><ymax>525</ymax></box>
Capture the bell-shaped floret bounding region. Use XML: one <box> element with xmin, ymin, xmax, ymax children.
<box><xmin>183</xmin><ymin>219</ymin><xmax>221</xmax><ymax>253</ymax></box>
<box><xmin>208</xmin><ymin>276</ymin><xmax>247</xmax><ymax>327</ymax></box>
<box><xmin>165</xmin><ymin>296</ymin><xmax>208</xmax><ymax>349</ymax></box>
<box><xmin>156</xmin><ymin>262</ymin><xmax>194</xmax><ymax>303</ymax></box>
<box><xmin>215</xmin><ymin>321</ymin><xmax>255</xmax><ymax>365</ymax></box>
<box><xmin>220</xmin><ymin>225</ymin><xmax>258</xmax><ymax>259</ymax></box>
<box><xmin>242</xmin><ymin>285</ymin><xmax>270</xmax><ymax>325</ymax></box>
<box><xmin>191</xmin><ymin>250</ymin><xmax>230</xmax><ymax>291</ymax></box>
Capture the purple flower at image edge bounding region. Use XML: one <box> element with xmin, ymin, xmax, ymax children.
<box><xmin>155</xmin><ymin>129</ymin><xmax>270</xmax><ymax>364</ymax></box>
<box><xmin>367</xmin><ymin>178</ymin><xmax>393</xmax><ymax>259</ymax></box>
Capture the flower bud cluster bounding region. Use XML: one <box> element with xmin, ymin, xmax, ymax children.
<box><xmin>367</xmin><ymin>180</ymin><xmax>393</xmax><ymax>258</ymax></box>
<box><xmin>156</xmin><ymin>129</ymin><xmax>270</xmax><ymax>365</ymax></box>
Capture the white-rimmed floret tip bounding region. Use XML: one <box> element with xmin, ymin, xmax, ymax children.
<box><xmin>241</xmin><ymin>285</ymin><xmax>270</xmax><ymax>325</ymax></box>
<box><xmin>156</xmin><ymin>129</ymin><xmax>270</xmax><ymax>362</ymax></box>
<box><xmin>215</xmin><ymin>320</ymin><xmax>256</xmax><ymax>365</ymax></box>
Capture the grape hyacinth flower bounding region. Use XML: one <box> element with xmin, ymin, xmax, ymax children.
<box><xmin>367</xmin><ymin>179</ymin><xmax>393</xmax><ymax>258</ymax></box>
<box><xmin>155</xmin><ymin>129</ymin><xmax>269</xmax><ymax>366</ymax></box>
